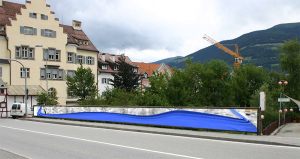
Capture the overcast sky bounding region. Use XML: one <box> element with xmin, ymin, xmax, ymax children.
<box><xmin>11</xmin><ymin>0</ymin><xmax>300</xmax><ymax>62</ymax></box>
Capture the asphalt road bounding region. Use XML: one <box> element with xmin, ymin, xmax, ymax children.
<box><xmin>0</xmin><ymin>119</ymin><xmax>299</xmax><ymax>159</ymax></box>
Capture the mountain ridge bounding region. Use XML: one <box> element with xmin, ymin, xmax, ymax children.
<box><xmin>155</xmin><ymin>22</ymin><xmax>300</xmax><ymax>70</ymax></box>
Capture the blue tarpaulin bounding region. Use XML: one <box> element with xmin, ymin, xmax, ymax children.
<box><xmin>37</xmin><ymin>108</ymin><xmax>257</xmax><ymax>133</ymax></box>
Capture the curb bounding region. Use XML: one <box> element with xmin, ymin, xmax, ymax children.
<box><xmin>22</xmin><ymin>118</ymin><xmax>300</xmax><ymax>148</ymax></box>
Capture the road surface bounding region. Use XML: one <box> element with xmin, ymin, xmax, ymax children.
<box><xmin>0</xmin><ymin>119</ymin><xmax>299</xmax><ymax>159</ymax></box>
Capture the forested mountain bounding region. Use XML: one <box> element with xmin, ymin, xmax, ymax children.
<box><xmin>156</xmin><ymin>22</ymin><xmax>300</xmax><ymax>70</ymax></box>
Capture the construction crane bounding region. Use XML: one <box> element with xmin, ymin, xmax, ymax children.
<box><xmin>203</xmin><ymin>34</ymin><xmax>243</xmax><ymax>68</ymax></box>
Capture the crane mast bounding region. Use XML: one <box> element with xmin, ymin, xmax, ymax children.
<box><xmin>203</xmin><ymin>34</ymin><xmax>243</xmax><ymax>68</ymax></box>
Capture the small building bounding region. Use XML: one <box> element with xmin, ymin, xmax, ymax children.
<box><xmin>132</xmin><ymin>62</ymin><xmax>173</xmax><ymax>89</ymax></box>
<box><xmin>0</xmin><ymin>78</ymin><xmax>44</xmax><ymax>117</ymax></box>
<box><xmin>98</xmin><ymin>53</ymin><xmax>138</xmax><ymax>95</ymax></box>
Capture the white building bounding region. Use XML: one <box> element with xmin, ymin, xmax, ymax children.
<box><xmin>97</xmin><ymin>53</ymin><xmax>138</xmax><ymax>95</ymax></box>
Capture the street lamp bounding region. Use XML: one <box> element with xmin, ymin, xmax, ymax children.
<box><xmin>0</xmin><ymin>58</ymin><xmax>28</xmax><ymax>117</ymax></box>
<box><xmin>278</xmin><ymin>80</ymin><xmax>288</xmax><ymax>127</ymax></box>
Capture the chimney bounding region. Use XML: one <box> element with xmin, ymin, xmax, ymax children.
<box><xmin>101</xmin><ymin>54</ymin><xmax>105</xmax><ymax>61</ymax></box>
<box><xmin>0</xmin><ymin>0</ymin><xmax>3</xmax><ymax>6</ymax></box>
<box><xmin>111</xmin><ymin>55</ymin><xmax>115</xmax><ymax>63</ymax></box>
<box><xmin>72</xmin><ymin>20</ymin><xmax>82</xmax><ymax>30</ymax></box>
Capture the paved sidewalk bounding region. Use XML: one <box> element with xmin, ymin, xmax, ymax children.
<box><xmin>22</xmin><ymin>117</ymin><xmax>300</xmax><ymax>147</ymax></box>
<box><xmin>275</xmin><ymin>123</ymin><xmax>300</xmax><ymax>138</ymax></box>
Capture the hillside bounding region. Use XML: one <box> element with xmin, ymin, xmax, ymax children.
<box><xmin>155</xmin><ymin>22</ymin><xmax>300</xmax><ymax>70</ymax></box>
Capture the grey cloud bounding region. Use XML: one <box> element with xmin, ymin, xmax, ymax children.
<box><xmin>8</xmin><ymin>0</ymin><xmax>300</xmax><ymax>59</ymax></box>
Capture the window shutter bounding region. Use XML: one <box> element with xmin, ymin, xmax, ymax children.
<box><xmin>0</xmin><ymin>67</ymin><xmax>2</xmax><ymax>77</ymax></box>
<box><xmin>20</xmin><ymin>26</ymin><xmax>24</xmax><ymax>34</ymax></box>
<box><xmin>53</xmin><ymin>31</ymin><xmax>56</xmax><ymax>38</ymax></box>
<box><xmin>40</xmin><ymin>69</ymin><xmax>45</xmax><ymax>79</ymax></box>
<box><xmin>82</xmin><ymin>56</ymin><xmax>86</xmax><ymax>64</ymax></box>
<box><xmin>43</xmin><ymin>49</ymin><xmax>48</xmax><ymax>60</ymax></box>
<box><xmin>91</xmin><ymin>57</ymin><xmax>95</xmax><ymax>65</ymax></box>
<box><xmin>41</xmin><ymin>29</ymin><xmax>45</xmax><ymax>36</ymax></box>
<box><xmin>33</xmin><ymin>28</ymin><xmax>37</xmax><ymax>35</ymax></box>
<box><xmin>72</xmin><ymin>53</ymin><xmax>76</xmax><ymax>63</ymax></box>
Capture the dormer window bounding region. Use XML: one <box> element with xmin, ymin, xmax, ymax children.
<box><xmin>144</xmin><ymin>73</ymin><xmax>148</xmax><ymax>79</ymax></box>
<box><xmin>114</xmin><ymin>65</ymin><xmax>119</xmax><ymax>71</ymax></box>
<box><xmin>0</xmin><ymin>26</ymin><xmax>5</xmax><ymax>32</ymax></box>
<box><xmin>102</xmin><ymin>65</ymin><xmax>108</xmax><ymax>70</ymax></box>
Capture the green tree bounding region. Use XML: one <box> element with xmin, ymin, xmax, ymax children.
<box><xmin>67</xmin><ymin>65</ymin><xmax>97</xmax><ymax>100</ymax></box>
<box><xmin>110</xmin><ymin>55</ymin><xmax>140</xmax><ymax>92</ymax></box>
<box><xmin>37</xmin><ymin>90</ymin><xmax>58</xmax><ymax>106</ymax></box>
<box><xmin>231</xmin><ymin>65</ymin><xmax>268</xmax><ymax>107</ymax></box>
<box><xmin>201</xmin><ymin>60</ymin><xmax>233</xmax><ymax>106</ymax></box>
<box><xmin>280</xmin><ymin>39</ymin><xmax>300</xmax><ymax>99</ymax></box>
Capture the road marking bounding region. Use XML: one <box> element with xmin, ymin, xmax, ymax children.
<box><xmin>0</xmin><ymin>125</ymin><xmax>203</xmax><ymax>159</ymax></box>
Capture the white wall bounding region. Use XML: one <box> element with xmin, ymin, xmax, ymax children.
<box><xmin>98</xmin><ymin>73</ymin><xmax>114</xmax><ymax>96</ymax></box>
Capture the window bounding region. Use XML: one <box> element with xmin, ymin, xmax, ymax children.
<box><xmin>86</xmin><ymin>56</ymin><xmax>94</xmax><ymax>65</ymax></box>
<box><xmin>48</xmin><ymin>88</ymin><xmax>56</xmax><ymax>96</ymax></box>
<box><xmin>133</xmin><ymin>68</ymin><xmax>138</xmax><ymax>73</ymax></box>
<box><xmin>29</xmin><ymin>12</ymin><xmax>37</xmax><ymax>18</ymax></box>
<box><xmin>40</xmin><ymin>69</ymin><xmax>45</xmax><ymax>79</ymax></box>
<box><xmin>43</xmin><ymin>48</ymin><xmax>60</xmax><ymax>61</ymax></box>
<box><xmin>67</xmin><ymin>70</ymin><xmax>75</xmax><ymax>77</ymax></box>
<box><xmin>0</xmin><ymin>89</ymin><xmax>4</xmax><ymax>94</ymax></box>
<box><xmin>101</xmin><ymin>65</ymin><xmax>108</xmax><ymax>70</ymax></box>
<box><xmin>0</xmin><ymin>67</ymin><xmax>2</xmax><ymax>77</ymax></box>
<box><xmin>52</xmin><ymin>69</ymin><xmax>58</xmax><ymax>79</ymax></box>
<box><xmin>114</xmin><ymin>65</ymin><xmax>119</xmax><ymax>71</ymax></box>
<box><xmin>20</xmin><ymin>68</ymin><xmax>30</xmax><ymax>78</ymax></box>
<box><xmin>76</xmin><ymin>55</ymin><xmax>85</xmax><ymax>64</ymax></box>
<box><xmin>16</xmin><ymin>46</ymin><xmax>35</xmax><ymax>59</ymax></box>
<box><xmin>41</xmin><ymin>14</ymin><xmax>48</xmax><ymax>20</ymax></box>
<box><xmin>20</xmin><ymin>26</ymin><xmax>37</xmax><ymax>35</ymax></box>
<box><xmin>0</xmin><ymin>26</ymin><xmax>5</xmax><ymax>32</ymax></box>
<box><xmin>40</xmin><ymin>68</ymin><xmax>64</xmax><ymax>80</ymax></box>
<box><xmin>67</xmin><ymin>52</ymin><xmax>76</xmax><ymax>63</ymax></box>
<box><xmin>41</xmin><ymin>29</ymin><xmax>56</xmax><ymax>38</ymax></box>
<box><xmin>102</xmin><ymin>78</ymin><xmax>110</xmax><ymax>84</ymax></box>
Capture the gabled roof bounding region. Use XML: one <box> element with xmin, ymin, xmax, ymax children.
<box><xmin>0</xmin><ymin>1</ymin><xmax>98</xmax><ymax>52</ymax></box>
<box><xmin>98</xmin><ymin>53</ymin><xmax>137</xmax><ymax>73</ymax></box>
<box><xmin>132</xmin><ymin>62</ymin><xmax>161</xmax><ymax>77</ymax></box>
<box><xmin>60</xmin><ymin>24</ymin><xmax>98</xmax><ymax>52</ymax></box>
<box><xmin>133</xmin><ymin>62</ymin><xmax>173</xmax><ymax>77</ymax></box>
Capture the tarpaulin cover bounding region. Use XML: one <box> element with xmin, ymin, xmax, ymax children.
<box><xmin>37</xmin><ymin>108</ymin><xmax>257</xmax><ymax>133</ymax></box>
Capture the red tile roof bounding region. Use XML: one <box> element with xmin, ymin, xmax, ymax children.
<box><xmin>133</xmin><ymin>62</ymin><xmax>161</xmax><ymax>77</ymax></box>
<box><xmin>0</xmin><ymin>1</ymin><xmax>24</xmax><ymax>26</ymax></box>
<box><xmin>133</xmin><ymin>62</ymin><xmax>174</xmax><ymax>77</ymax></box>
<box><xmin>60</xmin><ymin>24</ymin><xmax>98</xmax><ymax>52</ymax></box>
<box><xmin>0</xmin><ymin>1</ymin><xmax>98</xmax><ymax>52</ymax></box>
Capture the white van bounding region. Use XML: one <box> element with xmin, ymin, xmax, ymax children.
<box><xmin>11</xmin><ymin>103</ymin><xmax>32</xmax><ymax>119</ymax></box>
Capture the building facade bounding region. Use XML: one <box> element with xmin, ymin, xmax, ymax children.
<box><xmin>0</xmin><ymin>0</ymin><xmax>99</xmax><ymax>108</ymax></box>
<box><xmin>98</xmin><ymin>53</ymin><xmax>138</xmax><ymax>95</ymax></box>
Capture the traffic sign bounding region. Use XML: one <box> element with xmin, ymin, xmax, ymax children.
<box><xmin>278</xmin><ymin>98</ymin><xmax>290</xmax><ymax>102</ymax></box>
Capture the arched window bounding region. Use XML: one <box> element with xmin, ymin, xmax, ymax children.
<box><xmin>48</xmin><ymin>88</ymin><xmax>56</xmax><ymax>97</ymax></box>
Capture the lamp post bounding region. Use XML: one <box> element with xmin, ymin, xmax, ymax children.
<box><xmin>0</xmin><ymin>58</ymin><xmax>28</xmax><ymax>117</ymax></box>
<box><xmin>278</xmin><ymin>80</ymin><xmax>288</xmax><ymax>127</ymax></box>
